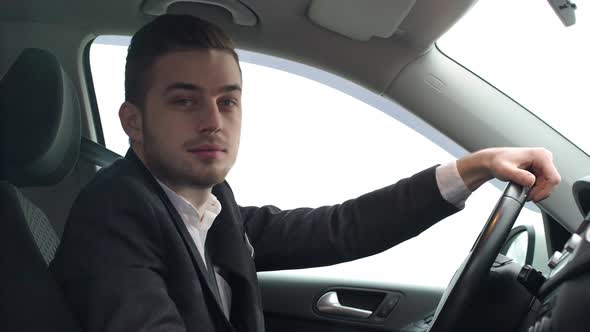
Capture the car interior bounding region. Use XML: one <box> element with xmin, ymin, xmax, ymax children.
<box><xmin>1</xmin><ymin>0</ymin><xmax>589</xmax><ymax>331</ymax></box>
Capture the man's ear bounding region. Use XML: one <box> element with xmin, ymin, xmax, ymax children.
<box><xmin>119</xmin><ymin>101</ymin><xmax>143</xmax><ymax>144</ymax></box>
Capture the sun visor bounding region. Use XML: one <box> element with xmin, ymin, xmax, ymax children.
<box><xmin>307</xmin><ymin>0</ymin><xmax>415</xmax><ymax>41</ymax></box>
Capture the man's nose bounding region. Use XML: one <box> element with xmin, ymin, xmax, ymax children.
<box><xmin>198</xmin><ymin>100</ymin><xmax>222</xmax><ymax>133</ymax></box>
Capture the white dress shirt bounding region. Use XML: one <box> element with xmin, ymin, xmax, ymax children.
<box><xmin>157</xmin><ymin>180</ymin><xmax>233</xmax><ymax>318</ymax></box>
<box><xmin>155</xmin><ymin>161</ymin><xmax>471</xmax><ymax>319</ymax></box>
<box><xmin>436</xmin><ymin>161</ymin><xmax>472</xmax><ymax>208</ymax></box>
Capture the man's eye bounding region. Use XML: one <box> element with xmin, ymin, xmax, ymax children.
<box><xmin>172</xmin><ymin>98</ymin><xmax>194</xmax><ymax>107</ymax></box>
<box><xmin>218</xmin><ymin>99</ymin><xmax>238</xmax><ymax>109</ymax></box>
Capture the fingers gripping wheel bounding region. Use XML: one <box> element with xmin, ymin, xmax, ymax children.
<box><xmin>428</xmin><ymin>182</ymin><xmax>529</xmax><ymax>332</ymax></box>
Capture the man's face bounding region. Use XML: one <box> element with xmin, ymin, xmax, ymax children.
<box><xmin>135</xmin><ymin>49</ymin><xmax>242</xmax><ymax>189</ymax></box>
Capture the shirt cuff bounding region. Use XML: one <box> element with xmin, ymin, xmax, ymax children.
<box><xmin>435</xmin><ymin>161</ymin><xmax>472</xmax><ymax>209</ymax></box>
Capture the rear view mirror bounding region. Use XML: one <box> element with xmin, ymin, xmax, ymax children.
<box><xmin>548</xmin><ymin>0</ymin><xmax>577</xmax><ymax>27</ymax></box>
<box><xmin>500</xmin><ymin>225</ymin><xmax>536</xmax><ymax>265</ymax></box>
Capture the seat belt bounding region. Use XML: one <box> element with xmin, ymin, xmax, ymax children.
<box><xmin>80</xmin><ymin>137</ymin><xmax>121</xmax><ymax>167</ymax></box>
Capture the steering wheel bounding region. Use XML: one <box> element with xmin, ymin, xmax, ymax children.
<box><xmin>428</xmin><ymin>182</ymin><xmax>530</xmax><ymax>332</ymax></box>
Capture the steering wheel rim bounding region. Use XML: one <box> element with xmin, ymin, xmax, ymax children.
<box><xmin>428</xmin><ymin>182</ymin><xmax>530</xmax><ymax>332</ymax></box>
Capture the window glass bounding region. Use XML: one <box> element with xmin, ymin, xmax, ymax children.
<box><xmin>438</xmin><ymin>0</ymin><xmax>589</xmax><ymax>155</ymax></box>
<box><xmin>506</xmin><ymin>232</ymin><xmax>529</xmax><ymax>266</ymax></box>
<box><xmin>90</xmin><ymin>36</ymin><xmax>544</xmax><ymax>287</ymax></box>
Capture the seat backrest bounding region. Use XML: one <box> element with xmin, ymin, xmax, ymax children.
<box><xmin>0</xmin><ymin>48</ymin><xmax>82</xmax><ymax>331</ymax></box>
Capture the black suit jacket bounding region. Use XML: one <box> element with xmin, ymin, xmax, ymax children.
<box><xmin>51</xmin><ymin>150</ymin><xmax>459</xmax><ymax>332</ymax></box>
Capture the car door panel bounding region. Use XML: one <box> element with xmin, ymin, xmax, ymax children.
<box><xmin>259</xmin><ymin>272</ymin><xmax>443</xmax><ymax>331</ymax></box>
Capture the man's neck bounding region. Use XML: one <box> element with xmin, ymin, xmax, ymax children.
<box><xmin>162</xmin><ymin>180</ymin><xmax>212</xmax><ymax>215</ymax></box>
<box><xmin>132</xmin><ymin>145</ymin><xmax>212</xmax><ymax>215</ymax></box>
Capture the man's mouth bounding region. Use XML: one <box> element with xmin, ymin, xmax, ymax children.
<box><xmin>187</xmin><ymin>144</ymin><xmax>226</xmax><ymax>159</ymax></box>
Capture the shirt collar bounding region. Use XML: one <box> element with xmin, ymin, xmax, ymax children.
<box><xmin>155</xmin><ymin>179</ymin><xmax>222</xmax><ymax>228</ymax></box>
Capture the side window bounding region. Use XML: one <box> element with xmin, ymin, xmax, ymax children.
<box><xmin>89</xmin><ymin>36</ymin><xmax>547</xmax><ymax>286</ymax></box>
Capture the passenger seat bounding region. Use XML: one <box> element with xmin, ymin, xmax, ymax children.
<box><xmin>0</xmin><ymin>48</ymin><xmax>83</xmax><ymax>331</ymax></box>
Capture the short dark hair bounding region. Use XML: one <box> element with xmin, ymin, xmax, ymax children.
<box><xmin>125</xmin><ymin>14</ymin><xmax>239</xmax><ymax>108</ymax></box>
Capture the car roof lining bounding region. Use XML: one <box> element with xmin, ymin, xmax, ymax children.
<box><xmin>0</xmin><ymin>0</ymin><xmax>478</xmax><ymax>95</ymax></box>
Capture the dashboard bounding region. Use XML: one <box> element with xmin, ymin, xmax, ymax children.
<box><xmin>523</xmin><ymin>176</ymin><xmax>590</xmax><ymax>332</ymax></box>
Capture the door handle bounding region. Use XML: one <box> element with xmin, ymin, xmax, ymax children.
<box><xmin>316</xmin><ymin>291</ymin><xmax>373</xmax><ymax>319</ymax></box>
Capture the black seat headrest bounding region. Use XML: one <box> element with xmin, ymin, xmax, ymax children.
<box><xmin>0</xmin><ymin>48</ymin><xmax>80</xmax><ymax>186</ymax></box>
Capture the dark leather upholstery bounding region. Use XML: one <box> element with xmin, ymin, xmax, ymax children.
<box><xmin>0</xmin><ymin>48</ymin><xmax>82</xmax><ymax>331</ymax></box>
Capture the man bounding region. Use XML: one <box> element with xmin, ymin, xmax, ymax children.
<box><xmin>51</xmin><ymin>14</ymin><xmax>561</xmax><ymax>332</ymax></box>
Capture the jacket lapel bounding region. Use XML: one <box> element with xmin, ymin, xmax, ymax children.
<box><xmin>209</xmin><ymin>183</ymin><xmax>265</xmax><ymax>332</ymax></box>
<box><xmin>124</xmin><ymin>150</ymin><xmax>226</xmax><ymax>317</ymax></box>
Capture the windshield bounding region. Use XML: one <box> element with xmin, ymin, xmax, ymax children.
<box><xmin>438</xmin><ymin>0</ymin><xmax>589</xmax><ymax>154</ymax></box>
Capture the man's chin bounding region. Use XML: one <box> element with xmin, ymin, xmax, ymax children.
<box><xmin>146</xmin><ymin>155</ymin><xmax>232</xmax><ymax>188</ymax></box>
<box><xmin>186</xmin><ymin>172</ymin><xmax>228</xmax><ymax>188</ymax></box>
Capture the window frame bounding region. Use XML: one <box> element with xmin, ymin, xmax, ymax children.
<box><xmin>83</xmin><ymin>37</ymin><xmax>106</xmax><ymax>146</ymax></box>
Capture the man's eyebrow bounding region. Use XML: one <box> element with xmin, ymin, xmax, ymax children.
<box><xmin>218</xmin><ymin>84</ymin><xmax>242</xmax><ymax>94</ymax></box>
<box><xmin>164</xmin><ymin>82</ymin><xmax>203</xmax><ymax>93</ymax></box>
<box><xmin>163</xmin><ymin>82</ymin><xmax>242</xmax><ymax>94</ymax></box>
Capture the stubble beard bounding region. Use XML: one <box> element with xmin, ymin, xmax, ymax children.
<box><xmin>142</xmin><ymin>128</ymin><xmax>230</xmax><ymax>190</ymax></box>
